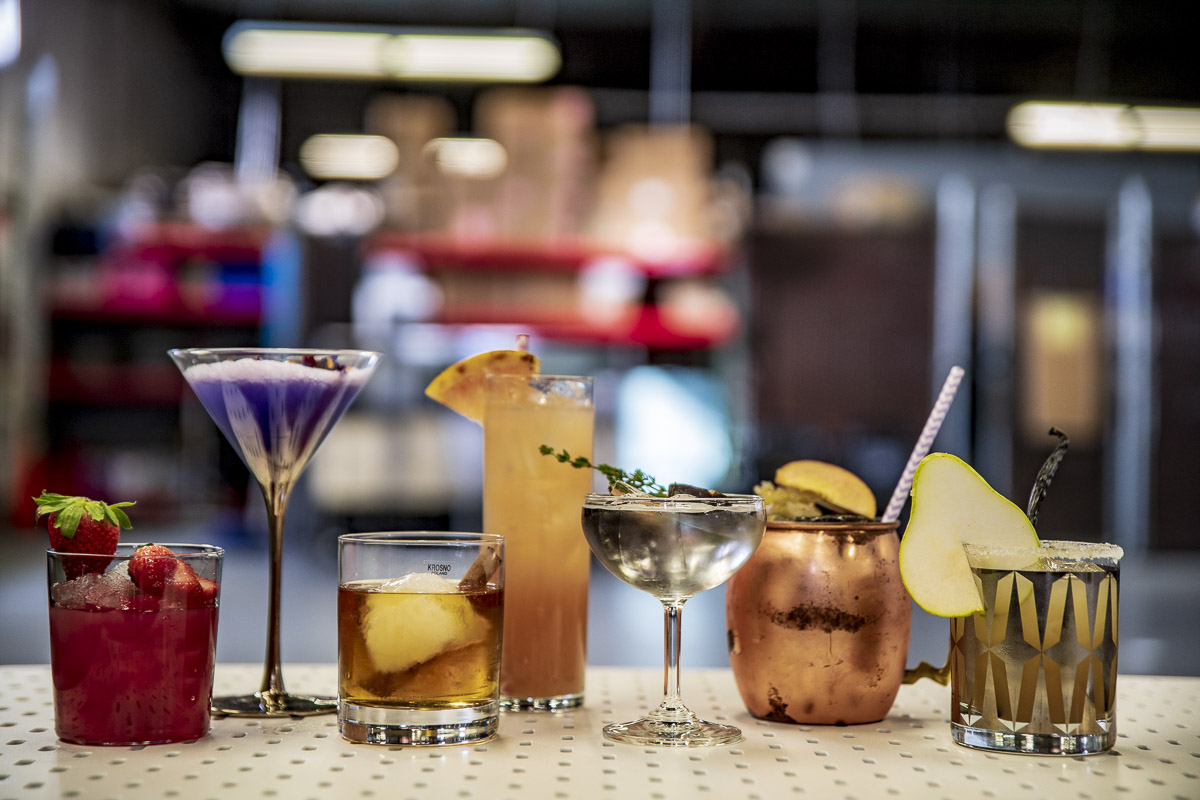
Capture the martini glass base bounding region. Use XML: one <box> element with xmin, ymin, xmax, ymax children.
<box><xmin>602</xmin><ymin>717</ymin><xmax>742</xmax><ymax>747</ymax></box>
<box><xmin>213</xmin><ymin>692</ymin><xmax>337</xmax><ymax>718</ymax></box>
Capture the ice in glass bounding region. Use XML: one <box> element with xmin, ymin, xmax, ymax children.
<box><xmin>483</xmin><ymin>374</ymin><xmax>593</xmax><ymax>709</ymax></box>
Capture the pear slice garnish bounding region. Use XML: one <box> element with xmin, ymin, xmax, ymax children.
<box><xmin>898</xmin><ymin>453</ymin><xmax>1040</xmax><ymax>617</ymax></box>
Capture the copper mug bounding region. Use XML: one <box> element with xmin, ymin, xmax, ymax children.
<box><xmin>726</xmin><ymin>519</ymin><xmax>946</xmax><ymax>725</ymax></box>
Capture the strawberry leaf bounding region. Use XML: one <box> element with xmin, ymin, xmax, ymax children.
<box><xmin>33</xmin><ymin>491</ymin><xmax>135</xmax><ymax>536</ymax></box>
<box><xmin>55</xmin><ymin>506</ymin><xmax>84</xmax><ymax>538</ymax></box>
<box><xmin>107</xmin><ymin>504</ymin><xmax>134</xmax><ymax>529</ymax></box>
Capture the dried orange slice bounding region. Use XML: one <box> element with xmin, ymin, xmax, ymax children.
<box><xmin>425</xmin><ymin>350</ymin><xmax>539</xmax><ymax>424</ymax></box>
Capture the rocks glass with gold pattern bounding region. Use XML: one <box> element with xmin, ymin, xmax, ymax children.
<box><xmin>950</xmin><ymin>541</ymin><xmax>1122</xmax><ymax>755</ymax></box>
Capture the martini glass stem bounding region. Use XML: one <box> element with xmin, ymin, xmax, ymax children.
<box><xmin>259</xmin><ymin>482</ymin><xmax>289</xmax><ymax>709</ymax></box>
<box><xmin>651</xmin><ymin>600</ymin><xmax>697</xmax><ymax>724</ymax></box>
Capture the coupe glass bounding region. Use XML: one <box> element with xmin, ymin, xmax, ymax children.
<box><xmin>581</xmin><ymin>492</ymin><xmax>765</xmax><ymax>746</ymax></box>
<box><xmin>170</xmin><ymin>347</ymin><xmax>380</xmax><ymax>716</ymax></box>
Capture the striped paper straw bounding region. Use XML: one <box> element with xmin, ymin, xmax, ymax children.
<box><xmin>881</xmin><ymin>365</ymin><xmax>965</xmax><ymax>523</ymax></box>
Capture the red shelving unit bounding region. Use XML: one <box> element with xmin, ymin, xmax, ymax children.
<box><xmin>366</xmin><ymin>231</ymin><xmax>732</xmax><ymax>279</ymax></box>
<box><xmin>366</xmin><ymin>231</ymin><xmax>742</xmax><ymax>349</ymax></box>
<box><xmin>42</xmin><ymin>223</ymin><xmax>269</xmax><ymax>513</ymax></box>
<box><xmin>107</xmin><ymin>222</ymin><xmax>271</xmax><ymax>266</ymax></box>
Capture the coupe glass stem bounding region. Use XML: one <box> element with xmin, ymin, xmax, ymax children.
<box><xmin>259</xmin><ymin>481</ymin><xmax>288</xmax><ymax>708</ymax></box>
<box><xmin>651</xmin><ymin>600</ymin><xmax>697</xmax><ymax>724</ymax></box>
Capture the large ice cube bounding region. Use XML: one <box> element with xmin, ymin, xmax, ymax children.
<box><xmin>361</xmin><ymin>572</ymin><xmax>488</xmax><ymax>673</ymax></box>
<box><xmin>377</xmin><ymin>572</ymin><xmax>458</xmax><ymax>594</ymax></box>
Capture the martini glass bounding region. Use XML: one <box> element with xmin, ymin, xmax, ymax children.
<box><xmin>580</xmin><ymin>492</ymin><xmax>765</xmax><ymax>746</ymax></box>
<box><xmin>169</xmin><ymin>347</ymin><xmax>380</xmax><ymax>717</ymax></box>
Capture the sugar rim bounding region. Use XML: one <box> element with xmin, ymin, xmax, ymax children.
<box><xmin>963</xmin><ymin>540</ymin><xmax>1123</xmax><ymax>570</ymax></box>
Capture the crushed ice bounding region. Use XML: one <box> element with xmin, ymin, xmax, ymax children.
<box><xmin>52</xmin><ymin>570</ymin><xmax>138</xmax><ymax>610</ymax></box>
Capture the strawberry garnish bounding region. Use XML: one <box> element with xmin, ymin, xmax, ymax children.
<box><xmin>129</xmin><ymin>544</ymin><xmax>193</xmax><ymax>593</ymax></box>
<box><xmin>128</xmin><ymin>544</ymin><xmax>179</xmax><ymax>594</ymax></box>
<box><xmin>189</xmin><ymin>577</ymin><xmax>221</xmax><ymax>609</ymax></box>
<box><xmin>35</xmin><ymin>492</ymin><xmax>134</xmax><ymax>579</ymax></box>
<box><xmin>129</xmin><ymin>544</ymin><xmax>217</xmax><ymax>608</ymax></box>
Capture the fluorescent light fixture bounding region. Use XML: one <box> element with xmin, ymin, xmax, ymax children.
<box><xmin>423</xmin><ymin>138</ymin><xmax>508</xmax><ymax>179</ymax></box>
<box><xmin>1007</xmin><ymin>102</ymin><xmax>1138</xmax><ymax>150</ymax></box>
<box><xmin>299</xmin><ymin>134</ymin><xmax>399</xmax><ymax>180</ymax></box>
<box><xmin>1008</xmin><ymin>101</ymin><xmax>1200</xmax><ymax>151</ymax></box>
<box><xmin>223</xmin><ymin>21</ymin><xmax>560</xmax><ymax>83</ymax></box>
<box><xmin>383</xmin><ymin>34</ymin><xmax>559</xmax><ymax>82</ymax></box>
<box><xmin>1134</xmin><ymin>106</ymin><xmax>1200</xmax><ymax>151</ymax></box>
<box><xmin>294</xmin><ymin>184</ymin><xmax>385</xmax><ymax>237</ymax></box>
<box><xmin>225</xmin><ymin>28</ymin><xmax>389</xmax><ymax>78</ymax></box>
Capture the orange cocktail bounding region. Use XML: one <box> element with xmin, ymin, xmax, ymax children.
<box><xmin>483</xmin><ymin>374</ymin><xmax>593</xmax><ymax>709</ymax></box>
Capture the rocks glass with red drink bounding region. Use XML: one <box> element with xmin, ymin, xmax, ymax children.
<box><xmin>47</xmin><ymin>543</ymin><xmax>223</xmax><ymax>745</ymax></box>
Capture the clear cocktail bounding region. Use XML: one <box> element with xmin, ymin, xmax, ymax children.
<box><xmin>581</xmin><ymin>492</ymin><xmax>765</xmax><ymax>746</ymax></box>
<box><xmin>951</xmin><ymin>541</ymin><xmax>1122</xmax><ymax>755</ymax></box>
<box><xmin>483</xmin><ymin>374</ymin><xmax>593</xmax><ymax>709</ymax></box>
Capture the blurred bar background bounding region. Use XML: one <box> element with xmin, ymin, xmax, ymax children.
<box><xmin>1</xmin><ymin>0</ymin><xmax>1197</xmax><ymax>673</ymax></box>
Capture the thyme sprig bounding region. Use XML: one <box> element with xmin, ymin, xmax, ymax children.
<box><xmin>539</xmin><ymin>445</ymin><xmax>667</xmax><ymax>496</ymax></box>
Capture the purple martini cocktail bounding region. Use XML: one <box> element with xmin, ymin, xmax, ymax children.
<box><xmin>170</xmin><ymin>348</ymin><xmax>380</xmax><ymax>717</ymax></box>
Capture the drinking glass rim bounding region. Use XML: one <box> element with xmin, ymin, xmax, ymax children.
<box><xmin>484</xmin><ymin>373</ymin><xmax>592</xmax><ymax>382</ymax></box>
<box><xmin>764</xmin><ymin>518</ymin><xmax>898</xmax><ymax>533</ymax></box>
<box><xmin>338</xmin><ymin>531</ymin><xmax>504</xmax><ymax>546</ymax></box>
<box><xmin>47</xmin><ymin>543</ymin><xmax>224</xmax><ymax>559</ymax></box>
<box><xmin>168</xmin><ymin>347</ymin><xmax>382</xmax><ymax>359</ymax></box>
<box><xmin>963</xmin><ymin>540</ymin><xmax>1123</xmax><ymax>568</ymax></box>
<box><xmin>583</xmin><ymin>492</ymin><xmax>763</xmax><ymax>508</ymax></box>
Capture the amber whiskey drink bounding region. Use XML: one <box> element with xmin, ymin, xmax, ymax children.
<box><xmin>339</xmin><ymin>581</ymin><xmax>502</xmax><ymax>707</ymax></box>
<box><xmin>337</xmin><ymin>533</ymin><xmax>504</xmax><ymax>745</ymax></box>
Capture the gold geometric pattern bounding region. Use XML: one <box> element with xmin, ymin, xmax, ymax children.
<box><xmin>951</xmin><ymin>569</ymin><xmax>1118</xmax><ymax>736</ymax></box>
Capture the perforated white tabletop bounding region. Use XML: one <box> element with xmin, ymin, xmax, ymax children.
<box><xmin>1</xmin><ymin>665</ymin><xmax>1196</xmax><ymax>800</ymax></box>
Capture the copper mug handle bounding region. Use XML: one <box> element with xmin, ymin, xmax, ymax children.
<box><xmin>903</xmin><ymin>653</ymin><xmax>950</xmax><ymax>685</ymax></box>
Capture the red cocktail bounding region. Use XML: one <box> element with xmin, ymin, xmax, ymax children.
<box><xmin>47</xmin><ymin>544</ymin><xmax>222</xmax><ymax>745</ymax></box>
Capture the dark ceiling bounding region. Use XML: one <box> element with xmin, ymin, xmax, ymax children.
<box><xmin>167</xmin><ymin>0</ymin><xmax>1200</xmax><ymax>157</ymax></box>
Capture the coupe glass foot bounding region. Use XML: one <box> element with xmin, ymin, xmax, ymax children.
<box><xmin>213</xmin><ymin>692</ymin><xmax>337</xmax><ymax>718</ymax></box>
<box><xmin>603</xmin><ymin>717</ymin><xmax>742</xmax><ymax>747</ymax></box>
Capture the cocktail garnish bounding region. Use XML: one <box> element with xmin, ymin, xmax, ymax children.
<box><xmin>35</xmin><ymin>491</ymin><xmax>134</xmax><ymax>579</ymax></box>
<box><xmin>539</xmin><ymin>446</ymin><xmax>667</xmax><ymax>496</ymax></box>
<box><xmin>665</xmin><ymin>483</ymin><xmax>726</xmax><ymax>498</ymax></box>
<box><xmin>294</xmin><ymin>354</ymin><xmax>346</xmax><ymax>371</ymax></box>
<box><xmin>1026</xmin><ymin>427</ymin><xmax>1069</xmax><ymax>526</ymax></box>
<box><xmin>753</xmin><ymin>460</ymin><xmax>876</xmax><ymax>521</ymax></box>
<box><xmin>897</xmin><ymin>453</ymin><xmax>1039</xmax><ymax>617</ymax></box>
<box><xmin>425</xmin><ymin>349</ymin><xmax>540</xmax><ymax>424</ymax></box>
<box><xmin>459</xmin><ymin>543</ymin><xmax>503</xmax><ymax>591</ymax></box>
